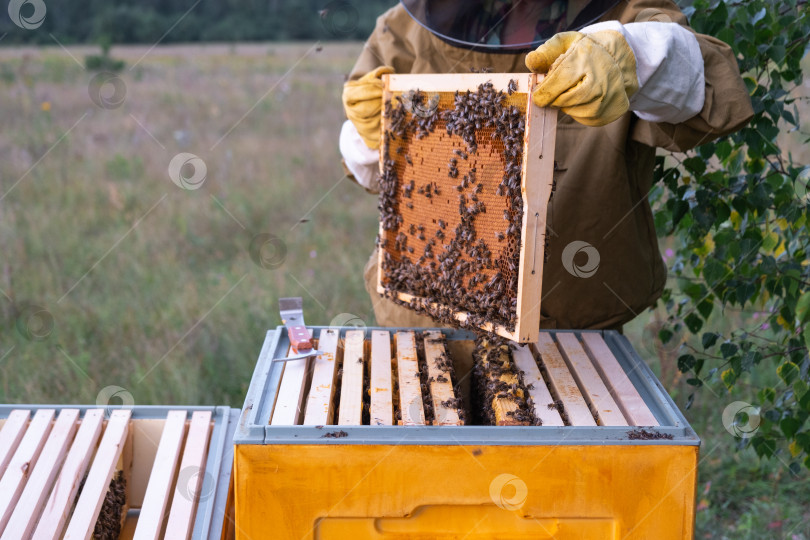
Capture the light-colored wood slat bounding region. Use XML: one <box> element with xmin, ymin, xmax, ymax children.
<box><xmin>533</xmin><ymin>333</ymin><xmax>596</xmax><ymax>426</ymax></box>
<box><xmin>338</xmin><ymin>330</ymin><xmax>366</xmax><ymax>426</ymax></box>
<box><xmin>387</xmin><ymin>72</ymin><xmax>535</xmax><ymax>93</ymax></box>
<box><xmin>0</xmin><ymin>410</ymin><xmax>30</xmax><ymax>478</ymax></box>
<box><xmin>555</xmin><ymin>333</ymin><xmax>628</xmax><ymax>426</ymax></box>
<box><xmin>164</xmin><ymin>410</ymin><xmax>213</xmax><ymax>540</ymax></box>
<box><xmin>580</xmin><ymin>333</ymin><xmax>659</xmax><ymax>426</ymax></box>
<box><xmin>395</xmin><ymin>331</ymin><xmax>425</xmax><ymax>426</ymax></box>
<box><xmin>514</xmin><ymin>86</ymin><xmax>557</xmax><ymax>344</ymax></box>
<box><xmin>3</xmin><ymin>409</ymin><xmax>80</xmax><ymax>539</ymax></box>
<box><xmin>271</xmin><ymin>340</ymin><xmax>314</xmax><ymax>426</ymax></box>
<box><xmin>63</xmin><ymin>409</ymin><xmax>131</xmax><ymax>540</ymax></box>
<box><xmin>303</xmin><ymin>328</ymin><xmax>341</xmax><ymax>425</ymax></box>
<box><xmin>133</xmin><ymin>410</ymin><xmax>188</xmax><ymax>540</ymax></box>
<box><xmin>0</xmin><ymin>408</ymin><xmax>54</xmax><ymax>535</ymax></box>
<box><xmin>423</xmin><ymin>331</ymin><xmax>461</xmax><ymax>426</ymax></box>
<box><xmin>511</xmin><ymin>345</ymin><xmax>564</xmax><ymax>427</ymax></box>
<box><xmin>32</xmin><ymin>409</ymin><xmax>105</xmax><ymax>540</ymax></box>
<box><xmin>369</xmin><ymin>331</ymin><xmax>394</xmax><ymax>426</ymax></box>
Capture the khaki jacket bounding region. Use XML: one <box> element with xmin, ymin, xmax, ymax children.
<box><xmin>352</xmin><ymin>1</ymin><xmax>753</xmax><ymax>330</ymax></box>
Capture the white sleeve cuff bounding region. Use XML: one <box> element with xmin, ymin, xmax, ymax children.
<box><xmin>339</xmin><ymin>120</ymin><xmax>380</xmax><ymax>191</ymax></box>
<box><xmin>581</xmin><ymin>20</ymin><xmax>705</xmax><ymax>124</ymax></box>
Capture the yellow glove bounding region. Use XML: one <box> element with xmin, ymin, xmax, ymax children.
<box><xmin>525</xmin><ymin>31</ymin><xmax>639</xmax><ymax>127</ymax></box>
<box><xmin>342</xmin><ymin>65</ymin><xmax>394</xmax><ymax>149</ymax></box>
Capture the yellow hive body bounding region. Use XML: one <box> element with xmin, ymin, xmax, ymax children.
<box><xmin>234</xmin><ymin>327</ymin><xmax>700</xmax><ymax>540</ymax></box>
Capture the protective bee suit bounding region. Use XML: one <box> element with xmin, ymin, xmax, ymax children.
<box><xmin>341</xmin><ymin>0</ymin><xmax>753</xmax><ymax>330</ymax></box>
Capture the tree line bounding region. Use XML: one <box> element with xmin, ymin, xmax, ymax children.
<box><xmin>0</xmin><ymin>0</ymin><xmax>398</xmax><ymax>45</ymax></box>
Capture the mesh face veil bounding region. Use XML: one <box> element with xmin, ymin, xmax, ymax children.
<box><xmin>399</xmin><ymin>0</ymin><xmax>620</xmax><ymax>52</ymax></box>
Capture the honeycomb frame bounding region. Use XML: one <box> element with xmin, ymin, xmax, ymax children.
<box><xmin>376</xmin><ymin>73</ymin><xmax>557</xmax><ymax>343</ymax></box>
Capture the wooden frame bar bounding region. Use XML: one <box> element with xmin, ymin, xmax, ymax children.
<box><xmin>0</xmin><ymin>408</ymin><xmax>54</xmax><ymax>535</ymax></box>
<box><xmin>395</xmin><ymin>331</ymin><xmax>425</xmax><ymax>425</ymax></box>
<box><xmin>580</xmin><ymin>333</ymin><xmax>659</xmax><ymax>426</ymax></box>
<box><xmin>423</xmin><ymin>331</ymin><xmax>461</xmax><ymax>426</ymax></box>
<box><xmin>556</xmin><ymin>333</ymin><xmax>628</xmax><ymax>426</ymax></box>
<box><xmin>32</xmin><ymin>409</ymin><xmax>104</xmax><ymax>540</ymax></box>
<box><xmin>0</xmin><ymin>410</ymin><xmax>30</xmax><ymax>478</ymax></box>
<box><xmin>532</xmin><ymin>333</ymin><xmax>596</xmax><ymax>426</ymax></box>
<box><xmin>511</xmin><ymin>345</ymin><xmax>564</xmax><ymax>427</ymax></box>
<box><xmin>133</xmin><ymin>410</ymin><xmax>188</xmax><ymax>540</ymax></box>
<box><xmin>63</xmin><ymin>409</ymin><xmax>130</xmax><ymax>540</ymax></box>
<box><xmin>4</xmin><ymin>409</ymin><xmax>79</xmax><ymax>538</ymax></box>
<box><xmin>369</xmin><ymin>330</ymin><xmax>394</xmax><ymax>426</ymax></box>
<box><xmin>164</xmin><ymin>410</ymin><xmax>213</xmax><ymax>540</ymax></box>
<box><xmin>377</xmin><ymin>73</ymin><xmax>555</xmax><ymax>344</ymax></box>
<box><xmin>303</xmin><ymin>328</ymin><xmax>341</xmax><ymax>426</ymax></box>
<box><xmin>271</xmin><ymin>343</ymin><xmax>313</xmax><ymax>426</ymax></box>
<box><xmin>338</xmin><ymin>330</ymin><xmax>366</xmax><ymax>426</ymax></box>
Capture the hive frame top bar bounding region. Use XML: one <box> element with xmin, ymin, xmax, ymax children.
<box><xmin>385</xmin><ymin>72</ymin><xmax>540</xmax><ymax>93</ymax></box>
<box><xmin>235</xmin><ymin>326</ymin><xmax>699</xmax><ymax>447</ymax></box>
<box><xmin>376</xmin><ymin>72</ymin><xmax>556</xmax><ymax>343</ymax></box>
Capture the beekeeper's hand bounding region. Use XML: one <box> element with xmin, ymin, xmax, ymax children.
<box><xmin>342</xmin><ymin>65</ymin><xmax>394</xmax><ymax>149</ymax></box>
<box><xmin>525</xmin><ymin>21</ymin><xmax>705</xmax><ymax>126</ymax></box>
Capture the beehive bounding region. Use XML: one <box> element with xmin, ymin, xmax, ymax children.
<box><xmin>233</xmin><ymin>326</ymin><xmax>700</xmax><ymax>539</ymax></box>
<box><xmin>376</xmin><ymin>74</ymin><xmax>557</xmax><ymax>343</ymax></box>
<box><xmin>0</xmin><ymin>405</ymin><xmax>237</xmax><ymax>539</ymax></box>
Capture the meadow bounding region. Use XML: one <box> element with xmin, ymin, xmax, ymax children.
<box><xmin>0</xmin><ymin>42</ymin><xmax>808</xmax><ymax>538</ymax></box>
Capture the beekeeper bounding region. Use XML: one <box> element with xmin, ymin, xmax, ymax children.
<box><xmin>340</xmin><ymin>0</ymin><xmax>752</xmax><ymax>330</ymax></box>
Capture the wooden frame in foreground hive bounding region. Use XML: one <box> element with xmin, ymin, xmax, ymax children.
<box><xmin>376</xmin><ymin>73</ymin><xmax>557</xmax><ymax>343</ymax></box>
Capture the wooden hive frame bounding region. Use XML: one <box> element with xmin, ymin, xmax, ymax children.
<box><xmin>376</xmin><ymin>73</ymin><xmax>557</xmax><ymax>343</ymax></box>
<box><xmin>0</xmin><ymin>406</ymin><xmax>235</xmax><ymax>540</ymax></box>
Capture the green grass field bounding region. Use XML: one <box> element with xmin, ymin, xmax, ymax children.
<box><xmin>0</xmin><ymin>43</ymin><xmax>808</xmax><ymax>538</ymax></box>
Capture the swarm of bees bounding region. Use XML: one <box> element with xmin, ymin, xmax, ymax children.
<box><xmin>378</xmin><ymin>80</ymin><xmax>527</xmax><ymax>333</ymax></box>
<box><xmin>93</xmin><ymin>471</ymin><xmax>126</xmax><ymax>539</ymax></box>
<box><xmin>471</xmin><ymin>336</ymin><xmax>540</xmax><ymax>426</ymax></box>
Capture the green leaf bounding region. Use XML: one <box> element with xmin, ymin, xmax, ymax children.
<box><xmin>758</xmin><ymin>387</ymin><xmax>776</xmax><ymax>403</ymax></box>
<box><xmin>802</xmin><ymin>324</ymin><xmax>810</xmax><ymax>350</ymax></box>
<box><xmin>753</xmin><ymin>436</ymin><xmax>776</xmax><ymax>459</ymax></box>
<box><xmin>678</xmin><ymin>354</ymin><xmax>696</xmax><ymax>372</ymax></box>
<box><xmin>801</xmin><ymin>390</ymin><xmax>810</xmax><ymax>413</ymax></box>
<box><xmin>702</xmin><ymin>332</ymin><xmax>719</xmax><ymax>349</ymax></box>
<box><xmin>686</xmin><ymin>377</ymin><xmax>703</xmax><ymax>387</ymax></box>
<box><xmin>703</xmin><ymin>258</ymin><xmax>726</xmax><ymax>285</ymax></box>
<box><xmin>778</xmin><ymin>361</ymin><xmax>800</xmax><ymax>385</ymax></box>
<box><xmin>684</xmin><ymin>313</ymin><xmax>703</xmax><ymax>333</ymax></box>
<box><xmin>741</xmin><ymin>350</ymin><xmax>760</xmax><ymax>371</ymax></box>
<box><xmin>721</xmin><ymin>342</ymin><xmax>739</xmax><ymax>358</ymax></box>
<box><xmin>798</xmin><ymin>432</ymin><xmax>810</xmax><ymax>452</ymax></box>
<box><xmin>721</xmin><ymin>369</ymin><xmax>737</xmax><ymax>389</ymax></box>
<box><xmin>797</xmin><ymin>292</ymin><xmax>810</xmax><ymax>324</ymax></box>
<box><xmin>794</xmin><ymin>379</ymin><xmax>809</xmax><ymax>402</ymax></box>
<box><xmin>781</xmin><ymin>417</ymin><xmax>803</xmax><ymax>439</ymax></box>
<box><xmin>697</xmin><ymin>299</ymin><xmax>714</xmax><ymax>319</ymax></box>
